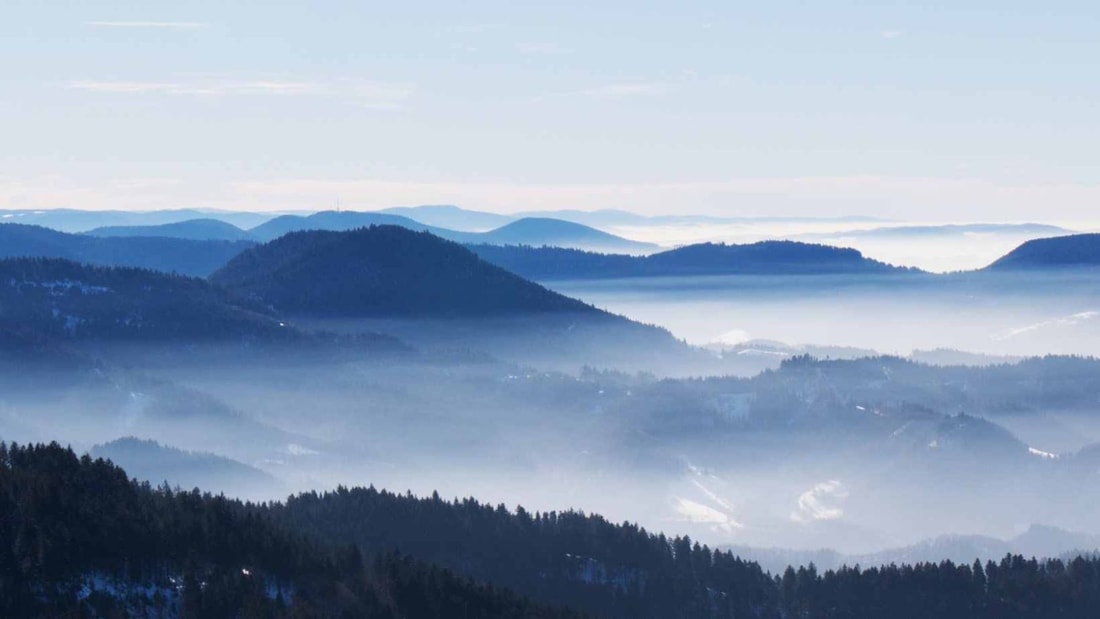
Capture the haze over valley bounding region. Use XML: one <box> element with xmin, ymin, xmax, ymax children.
<box><xmin>5</xmin><ymin>2</ymin><xmax>1100</xmax><ymax>616</ymax></box>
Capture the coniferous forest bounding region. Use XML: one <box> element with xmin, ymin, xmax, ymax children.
<box><xmin>2</xmin><ymin>441</ymin><xmax>1099</xmax><ymax>618</ymax></box>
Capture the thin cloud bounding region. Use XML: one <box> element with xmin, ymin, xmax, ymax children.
<box><xmin>65</xmin><ymin>77</ymin><xmax>414</xmax><ymax>108</ymax></box>
<box><xmin>86</xmin><ymin>21</ymin><xmax>209</xmax><ymax>29</ymax></box>
<box><xmin>880</xmin><ymin>30</ymin><xmax>903</xmax><ymax>39</ymax></box>
<box><xmin>581</xmin><ymin>82</ymin><xmax>668</xmax><ymax>97</ymax></box>
<box><xmin>518</xmin><ymin>42</ymin><xmax>571</xmax><ymax>55</ymax></box>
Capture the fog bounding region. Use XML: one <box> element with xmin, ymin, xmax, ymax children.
<box><xmin>607</xmin><ymin>220</ymin><xmax>1099</xmax><ymax>272</ymax></box>
<box><xmin>4</xmin><ymin>324</ymin><xmax>1099</xmax><ymax>560</ymax></box>
<box><xmin>550</xmin><ymin>271</ymin><xmax>1100</xmax><ymax>358</ymax></box>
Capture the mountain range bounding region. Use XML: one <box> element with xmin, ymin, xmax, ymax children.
<box><xmin>0</xmin><ymin>223</ymin><xmax>254</xmax><ymax>277</ymax></box>
<box><xmin>469</xmin><ymin>240</ymin><xmax>914</xmax><ymax>280</ymax></box>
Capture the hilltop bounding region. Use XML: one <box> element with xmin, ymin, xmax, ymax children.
<box><xmin>987</xmin><ymin>234</ymin><xmax>1100</xmax><ymax>270</ymax></box>
<box><xmin>210</xmin><ymin>225</ymin><xmax>598</xmax><ymax>317</ymax></box>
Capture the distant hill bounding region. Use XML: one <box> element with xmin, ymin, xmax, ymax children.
<box><xmin>87</xmin><ymin>218</ymin><xmax>253</xmax><ymax>241</ymax></box>
<box><xmin>470</xmin><ymin>240</ymin><xmax>911</xmax><ymax>280</ymax></box>
<box><xmin>0</xmin><ymin>208</ymin><xmax>275</xmax><ymax>233</ymax></box>
<box><xmin>248</xmin><ymin>210</ymin><xmax>442</xmax><ymax>241</ymax></box>
<box><xmin>0</xmin><ymin>257</ymin><xmax>289</xmax><ymax>340</ymax></box>
<box><xmin>0</xmin><ymin>223</ymin><xmax>253</xmax><ymax>276</ymax></box>
<box><xmin>475</xmin><ymin>217</ymin><xmax>657</xmax><ymax>252</ymax></box>
<box><xmin>987</xmin><ymin>233</ymin><xmax>1100</xmax><ymax>270</ymax></box>
<box><xmin>211</xmin><ymin>226</ymin><xmax>598</xmax><ymax>317</ymax></box>
<box><xmin>250</xmin><ymin>210</ymin><xmax>655</xmax><ymax>252</ymax></box>
<box><xmin>90</xmin><ymin>437</ymin><xmax>284</xmax><ymax>499</ymax></box>
<box><xmin>378</xmin><ymin>204</ymin><xmax>514</xmax><ymax>231</ymax></box>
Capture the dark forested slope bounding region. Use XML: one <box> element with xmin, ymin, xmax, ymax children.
<box><xmin>988</xmin><ymin>233</ymin><xmax>1100</xmax><ymax>270</ymax></box>
<box><xmin>0</xmin><ymin>257</ymin><xmax>288</xmax><ymax>340</ymax></box>
<box><xmin>210</xmin><ymin>225</ymin><xmax>599</xmax><ymax>317</ymax></box>
<box><xmin>0</xmin><ymin>442</ymin><xmax>581</xmax><ymax>618</ymax></box>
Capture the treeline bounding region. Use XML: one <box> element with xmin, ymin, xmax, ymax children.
<box><xmin>3</xmin><ymin>441</ymin><xmax>1100</xmax><ymax>618</ymax></box>
<box><xmin>270</xmin><ymin>485</ymin><xmax>1100</xmax><ymax>619</ymax></box>
<box><xmin>0</xmin><ymin>442</ymin><xmax>581</xmax><ymax>618</ymax></box>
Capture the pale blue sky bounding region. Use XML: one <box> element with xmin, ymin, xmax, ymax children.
<box><xmin>2</xmin><ymin>0</ymin><xmax>1099</xmax><ymax>220</ymax></box>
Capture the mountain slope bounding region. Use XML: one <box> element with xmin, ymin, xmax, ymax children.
<box><xmin>1</xmin><ymin>442</ymin><xmax>579</xmax><ymax>618</ymax></box>
<box><xmin>470</xmin><ymin>240</ymin><xmax>911</xmax><ymax>280</ymax></box>
<box><xmin>211</xmin><ymin>226</ymin><xmax>597</xmax><ymax>317</ymax></box>
<box><xmin>87</xmin><ymin>218</ymin><xmax>253</xmax><ymax>241</ymax></box>
<box><xmin>0</xmin><ymin>223</ymin><xmax>253</xmax><ymax>276</ymax></box>
<box><xmin>0</xmin><ymin>257</ymin><xmax>288</xmax><ymax>340</ymax></box>
<box><xmin>987</xmin><ymin>233</ymin><xmax>1100</xmax><ymax>270</ymax></box>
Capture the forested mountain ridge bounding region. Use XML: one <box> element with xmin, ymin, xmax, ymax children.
<box><xmin>0</xmin><ymin>223</ymin><xmax>254</xmax><ymax>276</ymax></box>
<box><xmin>3</xmin><ymin>441</ymin><xmax>1099</xmax><ymax>618</ymax></box>
<box><xmin>988</xmin><ymin>233</ymin><xmax>1100</xmax><ymax>270</ymax></box>
<box><xmin>0</xmin><ymin>257</ymin><xmax>290</xmax><ymax>341</ymax></box>
<box><xmin>469</xmin><ymin>240</ymin><xmax>914</xmax><ymax>281</ymax></box>
<box><xmin>0</xmin><ymin>442</ymin><xmax>582</xmax><ymax>618</ymax></box>
<box><xmin>88</xmin><ymin>218</ymin><xmax>254</xmax><ymax>242</ymax></box>
<box><xmin>210</xmin><ymin>225</ymin><xmax>602</xmax><ymax>317</ymax></box>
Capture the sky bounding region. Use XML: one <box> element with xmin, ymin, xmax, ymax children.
<box><xmin>3</xmin><ymin>0</ymin><xmax>1099</xmax><ymax>221</ymax></box>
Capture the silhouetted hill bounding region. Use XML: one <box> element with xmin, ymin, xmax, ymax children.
<box><xmin>988</xmin><ymin>234</ymin><xmax>1100</xmax><ymax>270</ymax></box>
<box><xmin>211</xmin><ymin>226</ymin><xmax>598</xmax><ymax>317</ymax></box>
<box><xmin>87</xmin><ymin>218</ymin><xmax>253</xmax><ymax>241</ymax></box>
<box><xmin>475</xmin><ymin>217</ymin><xmax>656</xmax><ymax>252</ymax></box>
<box><xmin>0</xmin><ymin>223</ymin><xmax>253</xmax><ymax>276</ymax></box>
<box><xmin>250</xmin><ymin>211</ymin><xmax>655</xmax><ymax>252</ymax></box>
<box><xmin>0</xmin><ymin>208</ymin><xmax>275</xmax><ymax>233</ymax></box>
<box><xmin>248</xmin><ymin>211</ymin><xmax>436</xmax><ymax>241</ymax></box>
<box><xmin>0</xmin><ymin>257</ymin><xmax>289</xmax><ymax>340</ymax></box>
<box><xmin>379</xmin><ymin>204</ymin><xmax>514</xmax><ymax>231</ymax></box>
<box><xmin>90</xmin><ymin>437</ymin><xmax>284</xmax><ymax>498</ymax></box>
<box><xmin>470</xmin><ymin>240</ymin><xmax>911</xmax><ymax>280</ymax></box>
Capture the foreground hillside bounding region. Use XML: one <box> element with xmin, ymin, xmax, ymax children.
<box><xmin>0</xmin><ymin>442</ymin><xmax>579</xmax><ymax>618</ymax></box>
<box><xmin>4</xmin><ymin>441</ymin><xmax>1100</xmax><ymax>618</ymax></box>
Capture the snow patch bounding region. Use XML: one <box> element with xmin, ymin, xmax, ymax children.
<box><xmin>791</xmin><ymin>480</ymin><xmax>848</xmax><ymax>523</ymax></box>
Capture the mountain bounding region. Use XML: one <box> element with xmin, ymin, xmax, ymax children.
<box><xmin>248</xmin><ymin>210</ymin><xmax>436</xmax><ymax>241</ymax></box>
<box><xmin>469</xmin><ymin>240</ymin><xmax>912</xmax><ymax>280</ymax></box>
<box><xmin>378</xmin><ymin>204</ymin><xmax>514</xmax><ymax>231</ymax></box>
<box><xmin>987</xmin><ymin>233</ymin><xmax>1100</xmax><ymax>270</ymax></box>
<box><xmin>250</xmin><ymin>210</ymin><xmax>656</xmax><ymax>252</ymax></box>
<box><xmin>210</xmin><ymin>225</ymin><xmax>598</xmax><ymax>317</ymax></box>
<box><xmin>0</xmin><ymin>257</ymin><xmax>289</xmax><ymax>340</ymax></box>
<box><xmin>0</xmin><ymin>442</ymin><xmax>578</xmax><ymax>618</ymax></box>
<box><xmin>90</xmin><ymin>437</ymin><xmax>284</xmax><ymax>499</ymax></box>
<box><xmin>0</xmin><ymin>223</ymin><xmax>254</xmax><ymax>277</ymax></box>
<box><xmin>0</xmin><ymin>208</ymin><xmax>275</xmax><ymax>233</ymax></box>
<box><xmin>476</xmin><ymin>217</ymin><xmax>657</xmax><ymax>253</ymax></box>
<box><xmin>87</xmin><ymin>218</ymin><xmax>253</xmax><ymax>241</ymax></box>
